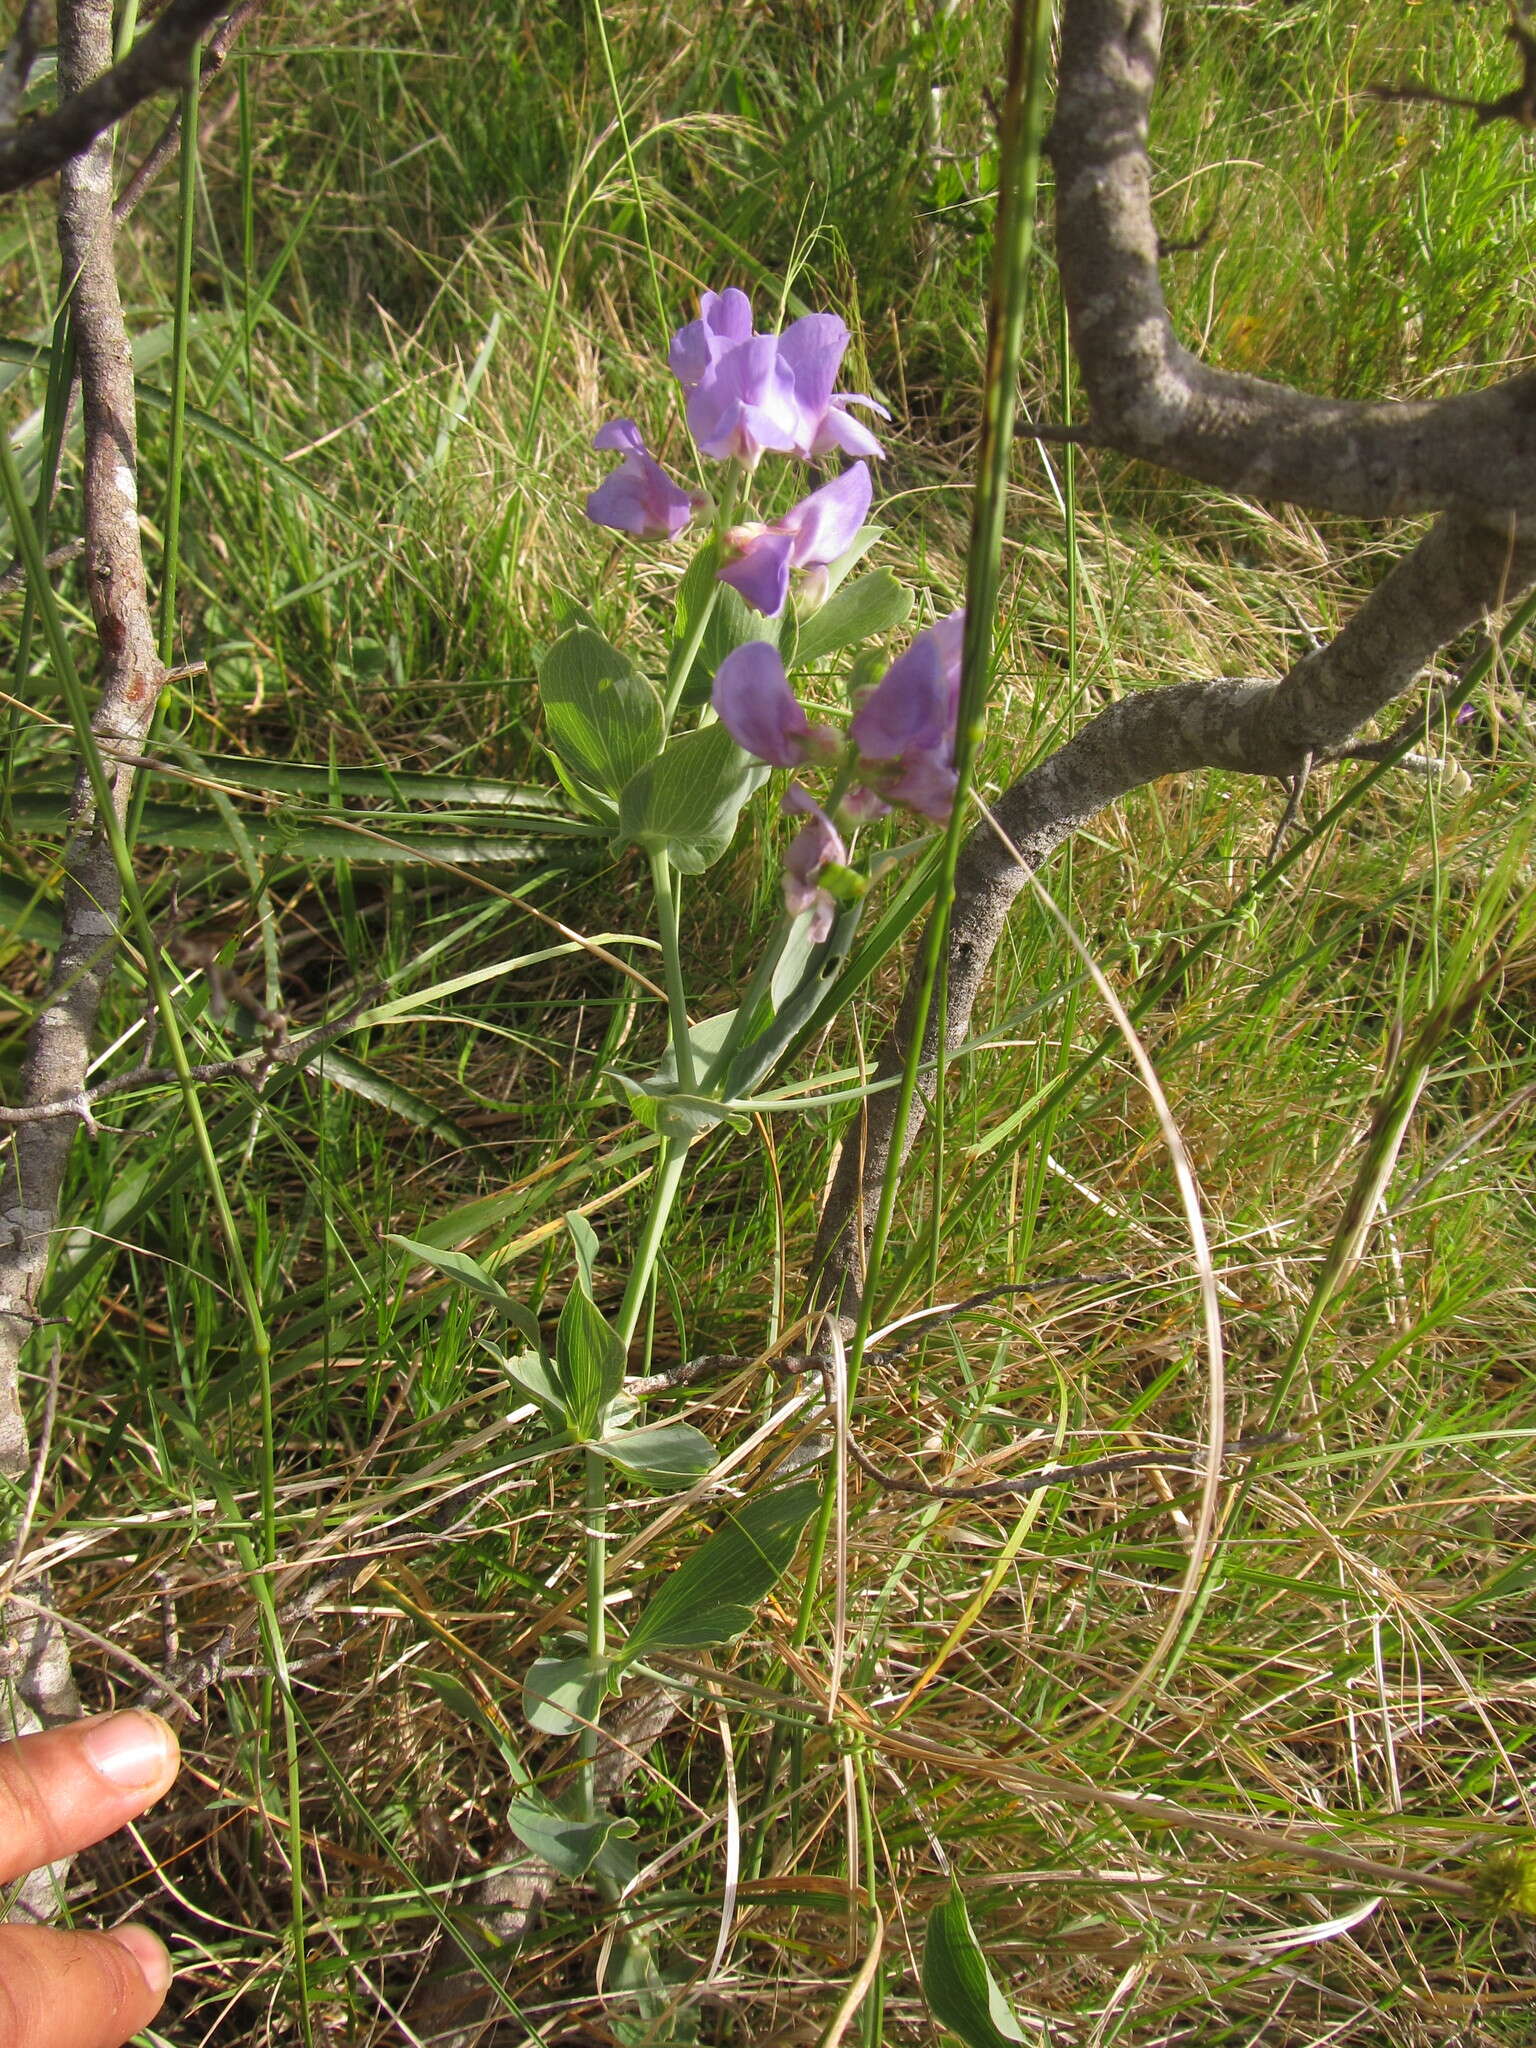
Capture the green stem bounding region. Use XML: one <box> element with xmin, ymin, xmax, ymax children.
<box><xmin>578</xmin><ymin>1445</ymin><xmax>608</xmax><ymax>1818</ymax></box>
<box><xmin>664</xmin><ymin>464</ymin><xmax>742</xmax><ymax>724</ymax></box>
<box><xmin>650</xmin><ymin>852</ymin><xmax>696</xmax><ymax>1091</ymax></box>
<box><xmin>793</xmin><ymin>0</ymin><xmax>1053</xmax><ymax>1646</ymax></box>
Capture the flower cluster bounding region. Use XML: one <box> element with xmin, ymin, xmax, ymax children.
<box><xmin>713</xmin><ymin>610</ymin><xmax>966</xmax><ymax>939</ymax></box>
<box><xmin>586</xmin><ymin>285</ymin><xmax>887</xmax><ymax>621</ymax></box>
<box><xmin>669</xmin><ymin>288</ymin><xmax>887</xmax><ymax>468</ymax></box>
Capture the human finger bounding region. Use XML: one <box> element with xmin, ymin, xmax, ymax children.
<box><xmin>0</xmin><ymin>1713</ymin><xmax>179</xmax><ymax>1884</ymax></box>
<box><xmin>0</xmin><ymin>1921</ymin><xmax>171</xmax><ymax>2048</ymax></box>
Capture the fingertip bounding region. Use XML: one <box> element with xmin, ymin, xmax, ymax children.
<box><xmin>78</xmin><ymin>1710</ymin><xmax>180</xmax><ymax>1796</ymax></box>
<box><xmin>104</xmin><ymin>1921</ymin><xmax>172</xmax><ymax>2000</ymax></box>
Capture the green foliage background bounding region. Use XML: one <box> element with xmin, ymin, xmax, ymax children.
<box><xmin>2</xmin><ymin>2</ymin><xmax>1535</xmax><ymax>2041</ymax></box>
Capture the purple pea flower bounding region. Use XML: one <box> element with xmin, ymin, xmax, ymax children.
<box><xmin>849</xmin><ymin>609</ymin><xmax>967</xmax><ymax>822</ymax></box>
<box><xmin>718</xmin><ymin>461</ymin><xmax>872</xmax><ymax>618</ymax></box>
<box><xmin>782</xmin><ymin>784</ymin><xmax>847</xmax><ymax>943</ymax></box>
<box><xmin>669</xmin><ymin>287</ymin><xmax>755</xmax><ymax>391</ymax></box>
<box><xmin>684</xmin><ymin>334</ymin><xmax>803</xmax><ymax>467</ymax></box>
<box><xmin>585</xmin><ymin>419</ymin><xmax>698</xmax><ymax>538</ymax></box>
<box><xmin>712</xmin><ymin>642</ymin><xmax>839</xmax><ymax>769</ymax></box>
<box><xmin>670</xmin><ymin>288</ymin><xmax>890</xmax><ymax>467</ymax></box>
<box><xmin>776</xmin><ymin>312</ymin><xmax>890</xmax><ymax>460</ymax></box>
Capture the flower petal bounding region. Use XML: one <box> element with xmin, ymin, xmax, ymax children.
<box><xmin>712</xmin><ymin>642</ymin><xmax>810</xmax><ymax>767</ymax></box>
<box><xmin>781</xmin><ymin>461</ymin><xmax>872</xmax><ymax>569</ymax></box>
<box><xmin>593</xmin><ymin>417</ymin><xmax>647</xmax><ymax>456</ymax></box>
<box><xmin>669</xmin><ymin>287</ymin><xmax>755</xmax><ymax>390</ymax></box>
<box><xmin>585</xmin><ymin>425</ymin><xmax>697</xmax><ymax>538</ymax></box>
<box><xmin>686</xmin><ymin>335</ymin><xmax>802</xmax><ymax>464</ymax></box>
<box><xmin>776</xmin><ymin>312</ymin><xmax>850</xmax><ymax>431</ymax></box>
<box><xmin>882</xmin><ymin>752</ymin><xmax>958</xmax><ymax>822</ymax></box>
<box><xmin>780</xmin><ymin>783</ymin><xmax>847</xmax><ymax>940</ymax></box>
<box><xmin>807</xmin><ymin>397</ymin><xmax>888</xmax><ymax>461</ymax></box>
<box><xmin>850</xmin><ymin>639</ymin><xmax>947</xmax><ymax>759</ymax></box>
<box><xmin>719</xmin><ymin>529</ymin><xmax>797</xmax><ymax>617</ymax></box>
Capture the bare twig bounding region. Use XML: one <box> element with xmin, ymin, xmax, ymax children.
<box><xmin>1267</xmin><ymin>749</ymin><xmax>1313</xmax><ymax>864</ymax></box>
<box><xmin>1365</xmin><ymin>8</ymin><xmax>1536</xmax><ymax>130</ymax></box>
<box><xmin>0</xmin><ymin>0</ymin><xmax>233</xmax><ymax>198</ymax></box>
<box><xmin>0</xmin><ymin>986</ymin><xmax>378</xmax><ymax>1126</ymax></box>
<box><xmin>0</xmin><ymin>538</ymin><xmax>83</xmax><ymax>598</ymax></box>
<box><xmin>0</xmin><ymin>0</ymin><xmax>47</xmax><ymax>137</ymax></box>
<box><xmin>114</xmin><ymin>0</ymin><xmax>268</xmax><ymax>220</ymax></box>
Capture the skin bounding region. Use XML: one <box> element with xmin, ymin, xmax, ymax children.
<box><xmin>0</xmin><ymin>1713</ymin><xmax>178</xmax><ymax>2048</ymax></box>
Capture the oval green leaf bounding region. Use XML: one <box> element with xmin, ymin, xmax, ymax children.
<box><xmin>619</xmin><ymin>1479</ymin><xmax>820</xmax><ymax>1662</ymax></box>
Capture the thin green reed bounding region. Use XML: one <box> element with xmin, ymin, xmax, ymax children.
<box><xmin>157</xmin><ymin>40</ymin><xmax>200</xmax><ymax>666</ymax></box>
<box><xmin>793</xmin><ymin>0</ymin><xmax>1055</xmax><ymax>1638</ymax></box>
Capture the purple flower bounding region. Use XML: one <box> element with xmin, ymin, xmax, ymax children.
<box><xmin>718</xmin><ymin>462</ymin><xmax>873</xmax><ymax>617</ymax></box>
<box><xmin>670</xmin><ymin>288</ymin><xmax>889</xmax><ymax>466</ymax></box>
<box><xmin>776</xmin><ymin>312</ymin><xmax>889</xmax><ymax>460</ymax></box>
<box><xmin>782</xmin><ymin>784</ymin><xmax>847</xmax><ymax>943</ymax></box>
<box><xmin>684</xmin><ymin>334</ymin><xmax>803</xmax><ymax>467</ymax></box>
<box><xmin>849</xmin><ymin>609</ymin><xmax>967</xmax><ymax>822</ymax></box>
<box><xmin>669</xmin><ymin>288</ymin><xmax>755</xmax><ymax>391</ymax></box>
<box><xmin>585</xmin><ymin>419</ymin><xmax>697</xmax><ymax>538</ymax></box>
<box><xmin>838</xmin><ymin>784</ymin><xmax>890</xmax><ymax>825</ymax></box>
<box><xmin>713</xmin><ymin>642</ymin><xmax>839</xmax><ymax>769</ymax></box>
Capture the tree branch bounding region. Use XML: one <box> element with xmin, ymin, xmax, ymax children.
<box><xmin>0</xmin><ymin>987</ymin><xmax>378</xmax><ymax>1127</ymax></box>
<box><xmin>812</xmin><ymin>512</ymin><xmax>1536</xmax><ymax>1308</ymax></box>
<box><xmin>1051</xmin><ymin>0</ymin><xmax>1536</xmax><ymax>516</ymax></box>
<box><xmin>0</xmin><ymin>0</ymin><xmax>169</xmax><ymax>1769</ymax></box>
<box><xmin>0</xmin><ymin>0</ymin><xmax>231</xmax><ymax>199</ymax></box>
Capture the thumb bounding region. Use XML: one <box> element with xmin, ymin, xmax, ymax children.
<box><xmin>0</xmin><ymin>1920</ymin><xmax>171</xmax><ymax>2048</ymax></box>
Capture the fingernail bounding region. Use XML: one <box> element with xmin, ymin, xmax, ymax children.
<box><xmin>80</xmin><ymin>1710</ymin><xmax>176</xmax><ymax>1791</ymax></box>
<box><xmin>106</xmin><ymin>1922</ymin><xmax>173</xmax><ymax>1997</ymax></box>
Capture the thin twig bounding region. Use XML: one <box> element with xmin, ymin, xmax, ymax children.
<box><xmin>1267</xmin><ymin>749</ymin><xmax>1313</xmax><ymax>863</ymax></box>
<box><xmin>0</xmin><ymin>539</ymin><xmax>83</xmax><ymax>599</ymax></box>
<box><xmin>0</xmin><ymin>1</ymin><xmax>47</xmax><ymax>138</ymax></box>
<box><xmin>0</xmin><ymin>986</ymin><xmax>378</xmax><ymax>1125</ymax></box>
<box><xmin>1365</xmin><ymin>8</ymin><xmax>1536</xmax><ymax>130</ymax></box>
<box><xmin>841</xmin><ymin>1417</ymin><xmax>1299</xmax><ymax>1505</ymax></box>
<box><xmin>114</xmin><ymin>0</ymin><xmax>269</xmax><ymax>220</ymax></box>
<box><xmin>0</xmin><ymin>0</ymin><xmax>234</xmax><ymax>197</ymax></box>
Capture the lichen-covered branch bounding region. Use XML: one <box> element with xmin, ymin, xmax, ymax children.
<box><xmin>812</xmin><ymin>512</ymin><xmax>1536</xmax><ymax>1307</ymax></box>
<box><xmin>1050</xmin><ymin>0</ymin><xmax>1536</xmax><ymax>516</ymax></box>
<box><xmin>0</xmin><ymin>0</ymin><xmax>231</xmax><ymax>197</ymax></box>
<box><xmin>0</xmin><ymin>0</ymin><xmax>168</xmax><ymax>1750</ymax></box>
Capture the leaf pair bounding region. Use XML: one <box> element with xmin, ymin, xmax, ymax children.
<box><xmin>541</xmin><ymin>625</ymin><xmax>767</xmax><ymax>872</ymax></box>
<box><xmin>387</xmin><ymin>1230</ymin><xmax>715</xmax><ymax>1481</ymax></box>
